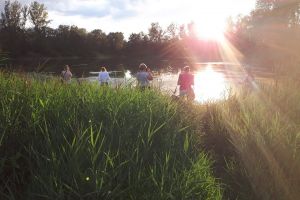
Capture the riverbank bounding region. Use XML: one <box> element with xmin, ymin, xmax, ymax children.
<box><xmin>1</xmin><ymin>72</ymin><xmax>300</xmax><ymax>199</ymax></box>
<box><xmin>0</xmin><ymin>72</ymin><xmax>222</xmax><ymax>199</ymax></box>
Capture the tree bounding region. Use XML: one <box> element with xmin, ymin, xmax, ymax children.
<box><xmin>69</xmin><ymin>26</ymin><xmax>88</xmax><ymax>55</ymax></box>
<box><xmin>255</xmin><ymin>0</ymin><xmax>300</xmax><ymax>27</ymax></box>
<box><xmin>29</xmin><ymin>1</ymin><xmax>50</xmax><ymax>33</ymax></box>
<box><xmin>164</xmin><ymin>23</ymin><xmax>178</xmax><ymax>41</ymax></box>
<box><xmin>1</xmin><ymin>0</ymin><xmax>27</xmax><ymax>30</ymax></box>
<box><xmin>255</xmin><ymin>0</ymin><xmax>273</xmax><ymax>11</ymax></box>
<box><xmin>0</xmin><ymin>0</ymin><xmax>28</xmax><ymax>55</ymax></box>
<box><xmin>179</xmin><ymin>24</ymin><xmax>187</xmax><ymax>39</ymax></box>
<box><xmin>125</xmin><ymin>32</ymin><xmax>147</xmax><ymax>55</ymax></box>
<box><xmin>148</xmin><ymin>22</ymin><xmax>164</xmax><ymax>43</ymax></box>
<box><xmin>107</xmin><ymin>32</ymin><xmax>124</xmax><ymax>52</ymax></box>
<box><xmin>128</xmin><ymin>32</ymin><xmax>143</xmax><ymax>45</ymax></box>
<box><xmin>225</xmin><ymin>0</ymin><xmax>300</xmax><ymax>71</ymax></box>
<box><xmin>87</xmin><ymin>29</ymin><xmax>107</xmax><ymax>53</ymax></box>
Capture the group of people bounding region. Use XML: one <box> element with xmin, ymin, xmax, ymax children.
<box><xmin>61</xmin><ymin>63</ymin><xmax>196</xmax><ymax>101</ymax></box>
<box><xmin>61</xmin><ymin>65</ymin><xmax>110</xmax><ymax>85</ymax></box>
<box><xmin>136</xmin><ymin>63</ymin><xmax>195</xmax><ymax>100</ymax></box>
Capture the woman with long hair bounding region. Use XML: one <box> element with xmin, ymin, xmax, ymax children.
<box><xmin>98</xmin><ymin>66</ymin><xmax>110</xmax><ymax>86</ymax></box>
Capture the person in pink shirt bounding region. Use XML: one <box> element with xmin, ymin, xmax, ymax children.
<box><xmin>61</xmin><ymin>65</ymin><xmax>72</xmax><ymax>84</ymax></box>
<box><xmin>177</xmin><ymin>66</ymin><xmax>195</xmax><ymax>100</ymax></box>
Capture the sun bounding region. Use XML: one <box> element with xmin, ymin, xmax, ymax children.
<box><xmin>194</xmin><ymin>21</ymin><xmax>225</xmax><ymax>41</ymax></box>
<box><xmin>188</xmin><ymin>0</ymin><xmax>230</xmax><ymax>41</ymax></box>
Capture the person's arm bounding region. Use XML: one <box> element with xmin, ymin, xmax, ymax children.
<box><xmin>136</xmin><ymin>72</ymin><xmax>140</xmax><ymax>85</ymax></box>
<box><xmin>191</xmin><ymin>74</ymin><xmax>194</xmax><ymax>88</ymax></box>
<box><xmin>177</xmin><ymin>74</ymin><xmax>182</xmax><ymax>85</ymax></box>
<box><xmin>105</xmin><ymin>72</ymin><xmax>110</xmax><ymax>82</ymax></box>
<box><xmin>98</xmin><ymin>72</ymin><xmax>102</xmax><ymax>82</ymax></box>
<box><xmin>147</xmin><ymin>71</ymin><xmax>153</xmax><ymax>81</ymax></box>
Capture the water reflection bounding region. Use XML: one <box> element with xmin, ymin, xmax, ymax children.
<box><xmin>194</xmin><ymin>66</ymin><xmax>229</xmax><ymax>103</ymax></box>
<box><xmin>85</xmin><ymin>66</ymin><xmax>231</xmax><ymax>103</ymax></box>
<box><xmin>158</xmin><ymin>65</ymin><xmax>230</xmax><ymax>103</ymax></box>
<box><xmin>125</xmin><ymin>70</ymin><xmax>132</xmax><ymax>79</ymax></box>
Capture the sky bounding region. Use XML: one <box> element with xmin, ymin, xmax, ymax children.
<box><xmin>0</xmin><ymin>0</ymin><xmax>256</xmax><ymax>38</ymax></box>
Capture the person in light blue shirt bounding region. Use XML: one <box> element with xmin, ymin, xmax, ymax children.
<box><xmin>136</xmin><ymin>63</ymin><xmax>153</xmax><ymax>90</ymax></box>
<box><xmin>98</xmin><ymin>67</ymin><xmax>110</xmax><ymax>86</ymax></box>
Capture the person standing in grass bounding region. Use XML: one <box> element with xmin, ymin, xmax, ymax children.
<box><xmin>147</xmin><ymin>67</ymin><xmax>154</xmax><ymax>80</ymax></box>
<box><xmin>136</xmin><ymin>63</ymin><xmax>153</xmax><ymax>90</ymax></box>
<box><xmin>177</xmin><ymin>66</ymin><xmax>195</xmax><ymax>101</ymax></box>
<box><xmin>98</xmin><ymin>67</ymin><xmax>110</xmax><ymax>86</ymax></box>
<box><xmin>61</xmin><ymin>65</ymin><xmax>72</xmax><ymax>84</ymax></box>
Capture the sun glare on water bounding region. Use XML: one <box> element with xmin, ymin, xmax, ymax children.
<box><xmin>194</xmin><ymin>66</ymin><xmax>229</xmax><ymax>103</ymax></box>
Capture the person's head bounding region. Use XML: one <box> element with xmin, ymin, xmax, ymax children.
<box><xmin>183</xmin><ymin>66</ymin><xmax>190</xmax><ymax>72</ymax></box>
<box><xmin>139</xmin><ymin>63</ymin><xmax>147</xmax><ymax>71</ymax></box>
<box><xmin>64</xmin><ymin>65</ymin><xmax>70</xmax><ymax>71</ymax></box>
<box><xmin>101</xmin><ymin>67</ymin><xmax>107</xmax><ymax>72</ymax></box>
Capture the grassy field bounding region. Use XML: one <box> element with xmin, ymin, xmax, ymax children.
<box><xmin>1</xmin><ymin>72</ymin><xmax>300</xmax><ymax>200</ymax></box>
<box><xmin>0</xmin><ymin>72</ymin><xmax>221</xmax><ymax>200</ymax></box>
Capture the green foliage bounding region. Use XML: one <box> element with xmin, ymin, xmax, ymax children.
<box><xmin>203</xmin><ymin>80</ymin><xmax>300</xmax><ymax>200</ymax></box>
<box><xmin>148</xmin><ymin>23</ymin><xmax>164</xmax><ymax>43</ymax></box>
<box><xmin>0</xmin><ymin>0</ymin><xmax>27</xmax><ymax>30</ymax></box>
<box><xmin>29</xmin><ymin>1</ymin><xmax>50</xmax><ymax>32</ymax></box>
<box><xmin>227</xmin><ymin>0</ymin><xmax>300</xmax><ymax>69</ymax></box>
<box><xmin>0</xmin><ymin>52</ymin><xmax>9</xmax><ymax>64</ymax></box>
<box><xmin>0</xmin><ymin>72</ymin><xmax>222</xmax><ymax>200</ymax></box>
<box><xmin>0</xmin><ymin>1</ymin><xmax>28</xmax><ymax>56</ymax></box>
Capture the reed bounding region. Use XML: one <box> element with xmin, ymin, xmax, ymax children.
<box><xmin>204</xmin><ymin>79</ymin><xmax>300</xmax><ymax>200</ymax></box>
<box><xmin>0</xmin><ymin>72</ymin><xmax>221</xmax><ymax>200</ymax></box>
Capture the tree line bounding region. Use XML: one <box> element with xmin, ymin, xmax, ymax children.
<box><xmin>0</xmin><ymin>0</ymin><xmax>213</xmax><ymax>60</ymax></box>
<box><xmin>228</xmin><ymin>0</ymin><xmax>300</xmax><ymax>71</ymax></box>
<box><xmin>1</xmin><ymin>0</ymin><xmax>300</xmax><ymax>71</ymax></box>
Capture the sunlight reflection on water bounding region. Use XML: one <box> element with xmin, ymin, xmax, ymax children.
<box><xmin>194</xmin><ymin>66</ymin><xmax>230</xmax><ymax>103</ymax></box>
<box><xmin>159</xmin><ymin>65</ymin><xmax>230</xmax><ymax>103</ymax></box>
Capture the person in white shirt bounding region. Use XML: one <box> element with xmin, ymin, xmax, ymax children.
<box><xmin>98</xmin><ymin>67</ymin><xmax>110</xmax><ymax>85</ymax></box>
<box><xmin>61</xmin><ymin>65</ymin><xmax>72</xmax><ymax>83</ymax></box>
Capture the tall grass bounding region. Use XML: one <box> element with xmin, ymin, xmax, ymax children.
<box><xmin>0</xmin><ymin>72</ymin><xmax>222</xmax><ymax>200</ymax></box>
<box><xmin>204</xmin><ymin>80</ymin><xmax>300</xmax><ymax>200</ymax></box>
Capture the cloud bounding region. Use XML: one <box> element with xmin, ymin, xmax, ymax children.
<box><xmin>0</xmin><ymin>0</ymin><xmax>139</xmax><ymax>18</ymax></box>
<box><xmin>45</xmin><ymin>0</ymin><xmax>141</xmax><ymax>19</ymax></box>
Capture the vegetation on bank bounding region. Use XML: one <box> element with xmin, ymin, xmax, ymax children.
<box><xmin>204</xmin><ymin>80</ymin><xmax>300</xmax><ymax>200</ymax></box>
<box><xmin>0</xmin><ymin>72</ymin><xmax>222</xmax><ymax>199</ymax></box>
<box><xmin>1</xmin><ymin>71</ymin><xmax>300</xmax><ymax>200</ymax></box>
